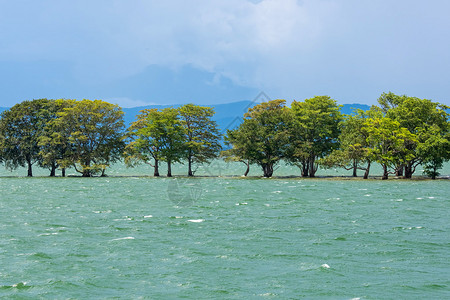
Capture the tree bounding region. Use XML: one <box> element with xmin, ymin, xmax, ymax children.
<box><xmin>0</xmin><ymin>99</ymin><xmax>54</xmax><ymax>176</ymax></box>
<box><xmin>418</xmin><ymin>125</ymin><xmax>450</xmax><ymax>179</ymax></box>
<box><xmin>125</xmin><ymin>107</ymin><xmax>185</xmax><ymax>177</ymax></box>
<box><xmin>225</xmin><ymin>100</ymin><xmax>290</xmax><ymax>177</ymax></box>
<box><xmin>222</xmin><ymin>117</ymin><xmax>258</xmax><ymax>177</ymax></box>
<box><xmin>37</xmin><ymin>99</ymin><xmax>73</xmax><ymax>176</ymax></box>
<box><xmin>363</xmin><ymin>117</ymin><xmax>417</xmax><ymax>180</ymax></box>
<box><xmin>383</xmin><ymin>95</ymin><xmax>450</xmax><ymax>178</ymax></box>
<box><xmin>377</xmin><ymin>91</ymin><xmax>407</xmax><ymax>113</ymax></box>
<box><xmin>321</xmin><ymin>106</ymin><xmax>383</xmax><ymax>179</ymax></box>
<box><xmin>287</xmin><ymin>96</ymin><xmax>342</xmax><ymax>177</ymax></box>
<box><xmin>52</xmin><ymin>100</ymin><xmax>125</xmax><ymax>177</ymax></box>
<box><xmin>178</xmin><ymin>104</ymin><xmax>222</xmax><ymax>176</ymax></box>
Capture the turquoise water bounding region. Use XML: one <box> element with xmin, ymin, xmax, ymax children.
<box><xmin>0</xmin><ymin>163</ymin><xmax>449</xmax><ymax>299</ymax></box>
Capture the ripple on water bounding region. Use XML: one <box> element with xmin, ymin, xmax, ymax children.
<box><xmin>0</xmin><ymin>176</ymin><xmax>449</xmax><ymax>299</ymax></box>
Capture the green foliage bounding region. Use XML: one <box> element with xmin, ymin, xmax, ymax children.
<box><xmin>379</xmin><ymin>93</ymin><xmax>450</xmax><ymax>177</ymax></box>
<box><xmin>37</xmin><ymin>99</ymin><xmax>74</xmax><ymax>176</ymax></box>
<box><xmin>319</xmin><ymin>109</ymin><xmax>375</xmax><ymax>177</ymax></box>
<box><xmin>225</xmin><ymin>99</ymin><xmax>290</xmax><ymax>177</ymax></box>
<box><xmin>125</xmin><ymin>107</ymin><xmax>185</xmax><ymax>176</ymax></box>
<box><xmin>178</xmin><ymin>104</ymin><xmax>222</xmax><ymax>176</ymax></box>
<box><xmin>363</xmin><ymin>117</ymin><xmax>417</xmax><ymax>179</ymax></box>
<box><xmin>287</xmin><ymin>96</ymin><xmax>342</xmax><ymax>177</ymax></box>
<box><xmin>0</xmin><ymin>99</ymin><xmax>55</xmax><ymax>176</ymax></box>
<box><xmin>1</xmin><ymin>93</ymin><xmax>449</xmax><ymax>180</ymax></box>
<box><xmin>419</xmin><ymin>125</ymin><xmax>450</xmax><ymax>179</ymax></box>
<box><xmin>50</xmin><ymin>99</ymin><xmax>125</xmax><ymax>177</ymax></box>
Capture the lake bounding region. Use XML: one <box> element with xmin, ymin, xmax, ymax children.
<box><xmin>0</xmin><ymin>162</ymin><xmax>449</xmax><ymax>299</ymax></box>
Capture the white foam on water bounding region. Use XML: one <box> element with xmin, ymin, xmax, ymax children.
<box><xmin>264</xmin><ymin>204</ymin><xmax>270</xmax><ymax>207</ymax></box>
<box><xmin>428</xmin><ymin>196</ymin><xmax>435</xmax><ymax>199</ymax></box>
<box><xmin>112</xmin><ymin>237</ymin><xmax>135</xmax><ymax>241</ymax></box>
<box><xmin>188</xmin><ymin>219</ymin><xmax>204</xmax><ymax>223</ymax></box>
<box><xmin>416</xmin><ymin>197</ymin><xmax>423</xmax><ymax>199</ymax></box>
<box><xmin>321</xmin><ymin>264</ymin><xmax>330</xmax><ymax>269</ymax></box>
<box><xmin>144</xmin><ymin>215</ymin><xmax>153</xmax><ymax>218</ymax></box>
<box><xmin>175</xmin><ymin>216</ymin><xmax>183</xmax><ymax>219</ymax></box>
<box><xmin>38</xmin><ymin>233</ymin><xmax>58</xmax><ymax>236</ymax></box>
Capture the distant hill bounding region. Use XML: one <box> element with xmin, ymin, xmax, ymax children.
<box><xmin>123</xmin><ymin>102</ymin><xmax>372</xmax><ymax>132</ymax></box>
<box><xmin>0</xmin><ymin>102</ymin><xmax>443</xmax><ymax>133</ymax></box>
<box><xmin>340</xmin><ymin>103</ymin><xmax>371</xmax><ymax>115</ymax></box>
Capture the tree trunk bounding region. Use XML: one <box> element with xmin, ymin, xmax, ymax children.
<box><xmin>262</xmin><ymin>163</ymin><xmax>273</xmax><ymax>177</ymax></box>
<box><xmin>154</xmin><ymin>158</ymin><xmax>160</xmax><ymax>177</ymax></box>
<box><xmin>396</xmin><ymin>165</ymin><xmax>404</xmax><ymax>177</ymax></box>
<box><xmin>243</xmin><ymin>161</ymin><xmax>250</xmax><ymax>177</ymax></box>
<box><xmin>27</xmin><ymin>160</ymin><xmax>33</xmax><ymax>177</ymax></box>
<box><xmin>431</xmin><ymin>165</ymin><xmax>437</xmax><ymax>180</ymax></box>
<box><xmin>309</xmin><ymin>156</ymin><xmax>317</xmax><ymax>178</ymax></box>
<box><xmin>50</xmin><ymin>161</ymin><xmax>57</xmax><ymax>177</ymax></box>
<box><xmin>363</xmin><ymin>162</ymin><xmax>371</xmax><ymax>179</ymax></box>
<box><xmin>82</xmin><ymin>161</ymin><xmax>91</xmax><ymax>177</ymax></box>
<box><xmin>167</xmin><ymin>160</ymin><xmax>172</xmax><ymax>177</ymax></box>
<box><xmin>382</xmin><ymin>164</ymin><xmax>389</xmax><ymax>180</ymax></box>
<box><xmin>301</xmin><ymin>161</ymin><xmax>309</xmax><ymax>177</ymax></box>
<box><xmin>352</xmin><ymin>159</ymin><xmax>357</xmax><ymax>177</ymax></box>
<box><xmin>188</xmin><ymin>153</ymin><xmax>194</xmax><ymax>177</ymax></box>
<box><xmin>403</xmin><ymin>163</ymin><xmax>413</xmax><ymax>179</ymax></box>
<box><xmin>62</xmin><ymin>168</ymin><xmax>66</xmax><ymax>177</ymax></box>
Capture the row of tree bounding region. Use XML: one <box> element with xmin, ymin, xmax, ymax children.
<box><xmin>224</xmin><ymin>93</ymin><xmax>450</xmax><ymax>179</ymax></box>
<box><xmin>0</xmin><ymin>93</ymin><xmax>449</xmax><ymax>179</ymax></box>
<box><xmin>0</xmin><ymin>99</ymin><xmax>221</xmax><ymax>177</ymax></box>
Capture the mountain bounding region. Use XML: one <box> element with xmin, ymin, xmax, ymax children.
<box><xmin>340</xmin><ymin>103</ymin><xmax>371</xmax><ymax>115</ymax></box>
<box><xmin>5</xmin><ymin>101</ymin><xmax>445</xmax><ymax>133</ymax></box>
<box><xmin>123</xmin><ymin>102</ymin><xmax>372</xmax><ymax>132</ymax></box>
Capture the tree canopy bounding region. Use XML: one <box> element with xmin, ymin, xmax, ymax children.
<box><xmin>1</xmin><ymin>93</ymin><xmax>449</xmax><ymax>179</ymax></box>
<box><xmin>224</xmin><ymin>99</ymin><xmax>290</xmax><ymax>177</ymax></box>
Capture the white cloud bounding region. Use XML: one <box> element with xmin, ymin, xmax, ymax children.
<box><xmin>1</xmin><ymin>0</ymin><xmax>449</xmax><ymax>105</ymax></box>
<box><xmin>0</xmin><ymin>0</ymin><xmax>337</xmax><ymax>84</ymax></box>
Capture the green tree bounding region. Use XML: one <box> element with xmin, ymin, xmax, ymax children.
<box><xmin>320</xmin><ymin>106</ymin><xmax>383</xmax><ymax>179</ymax></box>
<box><xmin>288</xmin><ymin>96</ymin><xmax>342</xmax><ymax>177</ymax></box>
<box><xmin>384</xmin><ymin>96</ymin><xmax>449</xmax><ymax>178</ymax></box>
<box><xmin>52</xmin><ymin>99</ymin><xmax>125</xmax><ymax>177</ymax></box>
<box><xmin>418</xmin><ymin>125</ymin><xmax>450</xmax><ymax>179</ymax></box>
<box><xmin>377</xmin><ymin>91</ymin><xmax>407</xmax><ymax>113</ymax></box>
<box><xmin>37</xmin><ymin>99</ymin><xmax>73</xmax><ymax>176</ymax></box>
<box><xmin>178</xmin><ymin>104</ymin><xmax>222</xmax><ymax>176</ymax></box>
<box><xmin>363</xmin><ymin>117</ymin><xmax>417</xmax><ymax>180</ymax></box>
<box><xmin>125</xmin><ymin>107</ymin><xmax>185</xmax><ymax>177</ymax></box>
<box><xmin>0</xmin><ymin>99</ymin><xmax>55</xmax><ymax>176</ymax></box>
<box><xmin>225</xmin><ymin>100</ymin><xmax>290</xmax><ymax>177</ymax></box>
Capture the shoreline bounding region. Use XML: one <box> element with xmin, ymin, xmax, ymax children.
<box><xmin>0</xmin><ymin>174</ymin><xmax>448</xmax><ymax>181</ymax></box>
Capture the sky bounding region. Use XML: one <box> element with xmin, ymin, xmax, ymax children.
<box><xmin>0</xmin><ymin>0</ymin><xmax>449</xmax><ymax>108</ymax></box>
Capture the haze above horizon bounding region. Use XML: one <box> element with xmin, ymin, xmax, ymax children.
<box><xmin>1</xmin><ymin>0</ymin><xmax>449</xmax><ymax>108</ymax></box>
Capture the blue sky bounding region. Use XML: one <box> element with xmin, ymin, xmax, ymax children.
<box><xmin>0</xmin><ymin>0</ymin><xmax>449</xmax><ymax>107</ymax></box>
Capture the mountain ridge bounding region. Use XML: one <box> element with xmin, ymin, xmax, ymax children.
<box><xmin>1</xmin><ymin>102</ymin><xmax>371</xmax><ymax>132</ymax></box>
